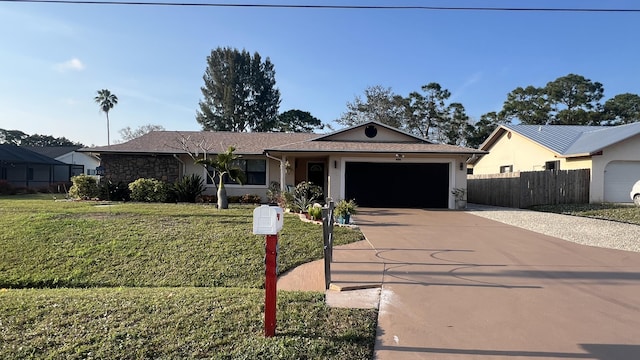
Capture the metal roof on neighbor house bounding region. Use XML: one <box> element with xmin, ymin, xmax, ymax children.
<box><xmin>0</xmin><ymin>144</ymin><xmax>67</xmax><ymax>165</ymax></box>
<box><xmin>564</xmin><ymin>122</ymin><xmax>640</xmax><ymax>155</ymax></box>
<box><xmin>501</xmin><ymin>122</ymin><xmax>640</xmax><ymax>156</ymax></box>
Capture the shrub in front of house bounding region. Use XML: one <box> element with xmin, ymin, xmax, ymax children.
<box><xmin>0</xmin><ymin>180</ymin><xmax>16</xmax><ymax>195</ymax></box>
<box><xmin>278</xmin><ymin>191</ymin><xmax>295</xmax><ymax>210</ymax></box>
<box><xmin>291</xmin><ymin>181</ymin><xmax>323</xmax><ymax>212</ymax></box>
<box><xmin>294</xmin><ymin>181</ymin><xmax>323</xmax><ymax>204</ymax></box>
<box><xmin>173</xmin><ymin>174</ymin><xmax>205</xmax><ymax>203</ymax></box>
<box><xmin>69</xmin><ymin>175</ymin><xmax>99</xmax><ymax>199</ymax></box>
<box><xmin>128</xmin><ymin>178</ymin><xmax>172</xmax><ymax>202</ymax></box>
<box><xmin>198</xmin><ymin>194</ymin><xmax>216</xmax><ymax>203</ymax></box>
<box><xmin>266</xmin><ymin>181</ymin><xmax>280</xmax><ymax>204</ymax></box>
<box><xmin>239</xmin><ymin>194</ymin><xmax>262</xmax><ymax>204</ymax></box>
<box><xmin>99</xmin><ymin>181</ymin><xmax>131</xmax><ymax>202</ymax></box>
<box><xmin>227</xmin><ymin>195</ymin><xmax>239</xmax><ymax>203</ymax></box>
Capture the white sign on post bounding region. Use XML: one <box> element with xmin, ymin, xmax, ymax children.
<box><xmin>252</xmin><ymin>205</ymin><xmax>284</xmax><ymax>235</ymax></box>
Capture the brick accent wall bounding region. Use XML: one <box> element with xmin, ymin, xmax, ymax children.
<box><xmin>100</xmin><ymin>154</ymin><xmax>181</xmax><ymax>184</ymax></box>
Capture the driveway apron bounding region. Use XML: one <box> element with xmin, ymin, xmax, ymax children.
<box><xmin>354</xmin><ymin>208</ymin><xmax>640</xmax><ymax>360</ymax></box>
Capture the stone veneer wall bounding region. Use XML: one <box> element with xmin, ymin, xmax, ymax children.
<box><xmin>100</xmin><ymin>154</ymin><xmax>181</xmax><ymax>184</ymax></box>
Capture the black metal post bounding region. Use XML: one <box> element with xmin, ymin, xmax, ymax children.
<box><xmin>321</xmin><ymin>201</ymin><xmax>335</xmax><ymax>289</ymax></box>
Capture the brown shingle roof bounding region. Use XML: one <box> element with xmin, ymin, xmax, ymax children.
<box><xmin>80</xmin><ymin>131</ymin><xmax>318</xmax><ymax>155</ymax></box>
<box><xmin>80</xmin><ymin>129</ymin><xmax>486</xmax><ymax>155</ymax></box>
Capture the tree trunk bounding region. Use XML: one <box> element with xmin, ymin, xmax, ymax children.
<box><xmin>106</xmin><ymin>112</ymin><xmax>110</xmax><ymax>146</ymax></box>
<box><xmin>217</xmin><ymin>183</ymin><xmax>228</xmax><ymax>209</ymax></box>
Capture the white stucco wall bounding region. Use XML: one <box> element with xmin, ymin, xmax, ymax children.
<box><xmin>323</xmin><ymin>125</ymin><xmax>418</xmax><ymax>142</ymax></box>
<box><xmin>56</xmin><ymin>151</ymin><xmax>100</xmax><ymax>176</ymax></box>
<box><xmin>179</xmin><ymin>151</ymin><xmax>470</xmax><ymax>208</ymax></box>
<box><xmin>181</xmin><ymin>154</ymin><xmax>274</xmax><ymax>201</ymax></box>
<box><xmin>590</xmin><ymin>133</ymin><xmax>640</xmax><ymax>202</ymax></box>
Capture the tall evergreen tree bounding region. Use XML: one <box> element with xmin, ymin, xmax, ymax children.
<box><xmin>439</xmin><ymin>103</ymin><xmax>469</xmax><ymax>145</ymax></box>
<box><xmin>196</xmin><ymin>47</ymin><xmax>281</xmax><ymax>132</ymax></box>
<box><xmin>501</xmin><ymin>86</ymin><xmax>551</xmax><ymax>125</ymax></box>
<box><xmin>0</xmin><ymin>129</ymin><xmax>28</xmax><ymax>145</ymax></box>
<box><xmin>500</xmin><ymin>74</ymin><xmax>606</xmax><ymax>125</ymax></box>
<box><xmin>21</xmin><ymin>134</ymin><xmax>82</xmax><ymax>147</ymax></box>
<box><xmin>405</xmin><ymin>83</ymin><xmax>452</xmax><ymax>139</ymax></box>
<box><xmin>275</xmin><ymin>109</ymin><xmax>323</xmax><ymax>132</ymax></box>
<box><xmin>0</xmin><ymin>129</ymin><xmax>83</xmax><ymax>146</ymax></box>
<box><xmin>336</xmin><ymin>85</ymin><xmax>406</xmax><ymax>129</ymax></box>
<box><xmin>545</xmin><ymin>73</ymin><xmax>604</xmax><ymax>125</ymax></box>
<box><xmin>602</xmin><ymin>93</ymin><xmax>640</xmax><ymax>125</ymax></box>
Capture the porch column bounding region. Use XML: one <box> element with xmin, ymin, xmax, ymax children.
<box><xmin>280</xmin><ymin>155</ymin><xmax>287</xmax><ymax>192</ymax></box>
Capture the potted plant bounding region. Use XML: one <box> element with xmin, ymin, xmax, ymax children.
<box><xmin>334</xmin><ymin>199</ymin><xmax>357</xmax><ymax>224</ymax></box>
<box><xmin>452</xmin><ymin>188</ymin><xmax>467</xmax><ymax>209</ymax></box>
<box><xmin>307</xmin><ymin>204</ymin><xmax>323</xmax><ymax>221</ymax></box>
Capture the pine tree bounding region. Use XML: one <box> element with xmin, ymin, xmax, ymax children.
<box><xmin>196</xmin><ymin>47</ymin><xmax>281</xmax><ymax>132</ymax></box>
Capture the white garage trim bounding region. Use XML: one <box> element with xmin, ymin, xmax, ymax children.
<box><xmin>604</xmin><ymin>161</ymin><xmax>640</xmax><ymax>203</ymax></box>
<box><xmin>338</xmin><ymin>156</ymin><xmax>459</xmax><ymax>208</ymax></box>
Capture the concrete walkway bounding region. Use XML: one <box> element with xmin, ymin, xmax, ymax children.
<box><xmin>279</xmin><ymin>208</ymin><xmax>640</xmax><ymax>359</ymax></box>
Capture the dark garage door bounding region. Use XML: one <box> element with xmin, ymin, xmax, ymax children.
<box><xmin>345</xmin><ymin>162</ymin><xmax>449</xmax><ymax>208</ymax></box>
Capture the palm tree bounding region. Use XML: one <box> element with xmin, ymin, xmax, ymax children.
<box><xmin>94</xmin><ymin>89</ymin><xmax>118</xmax><ymax>145</ymax></box>
<box><xmin>195</xmin><ymin>146</ymin><xmax>246</xmax><ymax>209</ymax></box>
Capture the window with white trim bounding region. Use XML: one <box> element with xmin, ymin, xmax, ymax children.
<box><xmin>206</xmin><ymin>159</ymin><xmax>267</xmax><ymax>186</ymax></box>
<box><xmin>500</xmin><ymin>165</ymin><xmax>513</xmax><ymax>173</ymax></box>
<box><xmin>545</xmin><ymin>160</ymin><xmax>560</xmax><ymax>171</ymax></box>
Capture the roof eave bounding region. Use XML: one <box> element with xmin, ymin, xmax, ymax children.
<box><xmin>478</xmin><ymin>126</ymin><xmax>509</xmax><ymax>151</ymax></box>
<box><xmin>264</xmin><ymin>148</ymin><xmax>487</xmax><ymax>155</ymax></box>
<box><xmin>312</xmin><ymin>121</ymin><xmax>432</xmax><ymax>143</ymax></box>
<box><xmin>556</xmin><ymin>152</ymin><xmax>595</xmax><ymax>159</ymax></box>
<box><xmin>78</xmin><ymin>148</ymin><xmax>265</xmax><ymax>156</ymax></box>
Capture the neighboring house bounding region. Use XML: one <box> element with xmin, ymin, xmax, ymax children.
<box><xmin>469</xmin><ymin>122</ymin><xmax>640</xmax><ymax>203</ymax></box>
<box><xmin>0</xmin><ymin>144</ymin><xmax>71</xmax><ymax>189</ymax></box>
<box><xmin>24</xmin><ymin>146</ymin><xmax>101</xmax><ymax>179</ymax></box>
<box><xmin>80</xmin><ymin>121</ymin><xmax>485</xmax><ymax>209</ymax></box>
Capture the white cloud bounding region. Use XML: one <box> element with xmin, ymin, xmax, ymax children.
<box><xmin>450</xmin><ymin>71</ymin><xmax>483</xmax><ymax>102</ymax></box>
<box><xmin>54</xmin><ymin>58</ymin><xmax>85</xmax><ymax>72</ymax></box>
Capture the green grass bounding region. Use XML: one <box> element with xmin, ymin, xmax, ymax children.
<box><xmin>530</xmin><ymin>203</ymin><xmax>640</xmax><ymax>225</ymax></box>
<box><xmin>0</xmin><ymin>197</ymin><xmax>375</xmax><ymax>359</ymax></box>
<box><xmin>0</xmin><ymin>288</ymin><xmax>377</xmax><ymax>360</ymax></box>
<box><xmin>0</xmin><ymin>200</ymin><xmax>362</xmax><ymax>288</ymax></box>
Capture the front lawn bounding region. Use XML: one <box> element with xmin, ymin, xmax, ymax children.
<box><xmin>0</xmin><ymin>200</ymin><xmax>362</xmax><ymax>289</ymax></box>
<box><xmin>530</xmin><ymin>203</ymin><xmax>640</xmax><ymax>225</ymax></box>
<box><xmin>0</xmin><ymin>197</ymin><xmax>375</xmax><ymax>359</ymax></box>
<box><xmin>0</xmin><ymin>288</ymin><xmax>376</xmax><ymax>360</ymax></box>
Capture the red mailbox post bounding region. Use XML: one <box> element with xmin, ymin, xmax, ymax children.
<box><xmin>264</xmin><ymin>234</ymin><xmax>278</xmax><ymax>337</ymax></box>
<box><xmin>253</xmin><ymin>205</ymin><xmax>283</xmax><ymax>337</ymax></box>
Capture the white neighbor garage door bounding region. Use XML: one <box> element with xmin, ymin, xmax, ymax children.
<box><xmin>604</xmin><ymin>161</ymin><xmax>640</xmax><ymax>203</ymax></box>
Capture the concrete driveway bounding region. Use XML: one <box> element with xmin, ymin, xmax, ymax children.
<box><xmin>351</xmin><ymin>208</ymin><xmax>640</xmax><ymax>360</ymax></box>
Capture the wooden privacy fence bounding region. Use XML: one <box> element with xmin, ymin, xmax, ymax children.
<box><xmin>467</xmin><ymin>169</ymin><xmax>590</xmax><ymax>208</ymax></box>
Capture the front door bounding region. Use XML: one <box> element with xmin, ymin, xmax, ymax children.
<box><xmin>307</xmin><ymin>162</ymin><xmax>325</xmax><ymax>195</ymax></box>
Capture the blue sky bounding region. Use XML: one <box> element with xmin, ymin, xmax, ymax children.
<box><xmin>1</xmin><ymin>0</ymin><xmax>639</xmax><ymax>146</ymax></box>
